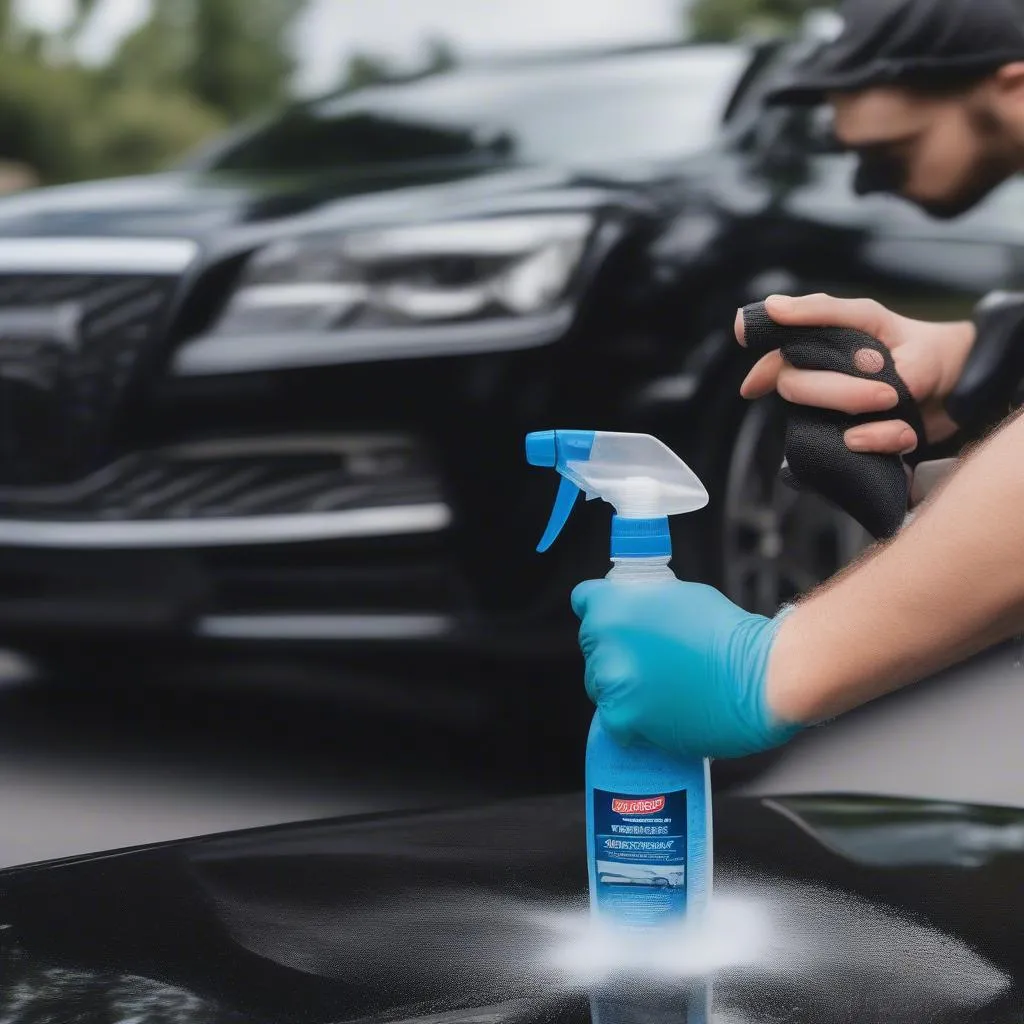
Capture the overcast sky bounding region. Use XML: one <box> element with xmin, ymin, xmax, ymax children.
<box><xmin>18</xmin><ymin>0</ymin><xmax>683</xmax><ymax>95</ymax></box>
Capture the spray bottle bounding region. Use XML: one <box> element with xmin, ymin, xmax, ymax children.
<box><xmin>526</xmin><ymin>429</ymin><xmax>712</xmax><ymax>931</ymax></box>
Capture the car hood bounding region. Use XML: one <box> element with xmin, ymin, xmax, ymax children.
<box><xmin>1</xmin><ymin>793</ymin><xmax>1022</xmax><ymax>1024</ymax></box>
<box><xmin>0</xmin><ymin>161</ymin><xmax>657</xmax><ymax>240</ymax></box>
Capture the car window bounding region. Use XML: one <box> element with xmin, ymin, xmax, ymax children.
<box><xmin>199</xmin><ymin>48</ymin><xmax>750</xmax><ymax>174</ymax></box>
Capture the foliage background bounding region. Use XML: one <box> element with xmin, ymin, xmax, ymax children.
<box><xmin>0</xmin><ymin>0</ymin><xmax>823</xmax><ymax>188</ymax></box>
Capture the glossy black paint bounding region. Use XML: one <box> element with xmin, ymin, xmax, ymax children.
<box><xmin>2</xmin><ymin>793</ymin><xmax>1023</xmax><ymax>1023</ymax></box>
<box><xmin>1</xmin><ymin>42</ymin><xmax>1024</xmax><ymax>670</ymax></box>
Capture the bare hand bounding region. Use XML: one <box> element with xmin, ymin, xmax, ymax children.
<box><xmin>735</xmin><ymin>294</ymin><xmax>976</xmax><ymax>454</ymax></box>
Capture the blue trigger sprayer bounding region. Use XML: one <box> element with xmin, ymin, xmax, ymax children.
<box><xmin>526</xmin><ymin>429</ymin><xmax>713</xmax><ymax>931</ymax></box>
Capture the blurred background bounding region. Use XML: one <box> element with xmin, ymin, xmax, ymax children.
<box><xmin>1</xmin><ymin>0</ymin><xmax>1023</xmax><ymax>870</ymax></box>
<box><xmin>0</xmin><ymin>0</ymin><xmax>813</xmax><ymax>190</ymax></box>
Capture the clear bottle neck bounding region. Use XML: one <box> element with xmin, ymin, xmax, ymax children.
<box><xmin>606</xmin><ymin>556</ymin><xmax>676</xmax><ymax>584</ymax></box>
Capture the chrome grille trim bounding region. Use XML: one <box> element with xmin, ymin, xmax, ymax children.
<box><xmin>0</xmin><ymin>503</ymin><xmax>452</xmax><ymax>548</ymax></box>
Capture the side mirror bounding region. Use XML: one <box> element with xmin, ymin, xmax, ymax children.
<box><xmin>947</xmin><ymin>291</ymin><xmax>1024</xmax><ymax>437</ymax></box>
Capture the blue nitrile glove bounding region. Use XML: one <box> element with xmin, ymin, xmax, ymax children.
<box><xmin>571</xmin><ymin>579</ymin><xmax>803</xmax><ymax>760</ymax></box>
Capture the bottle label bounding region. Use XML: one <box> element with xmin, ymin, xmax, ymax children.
<box><xmin>592</xmin><ymin>787</ymin><xmax>687</xmax><ymax>925</ymax></box>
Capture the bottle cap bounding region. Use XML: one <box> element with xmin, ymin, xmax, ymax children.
<box><xmin>611</xmin><ymin>516</ymin><xmax>672</xmax><ymax>558</ymax></box>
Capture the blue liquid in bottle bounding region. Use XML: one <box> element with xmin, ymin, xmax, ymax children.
<box><xmin>585</xmin><ymin>556</ymin><xmax>713</xmax><ymax>931</ymax></box>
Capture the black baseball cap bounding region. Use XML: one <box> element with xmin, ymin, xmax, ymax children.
<box><xmin>768</xmin><ymin>0</ymin><xmax>1024</xmax><ymax>105</ymax></box>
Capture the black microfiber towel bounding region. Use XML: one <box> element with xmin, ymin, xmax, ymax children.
<box><xmin>743</xmin><ymin>302</ymin><xmax>925</xmax><ymax>540</ymax></box>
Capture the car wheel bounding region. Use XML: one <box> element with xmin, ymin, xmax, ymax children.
<box><xmin>722</xmin><ymin>398</ymin><xmax>871</xmax><ymax>617</ymax></box>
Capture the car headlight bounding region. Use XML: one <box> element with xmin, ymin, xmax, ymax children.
<box><xmin>214</xmin><ymin>214</ymin><xmax>594</xmax><ymax>335</ymax></box>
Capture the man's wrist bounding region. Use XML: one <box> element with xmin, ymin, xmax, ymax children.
<box><xmin>764</xmin><ymin>602</ymin><xmax>844</xmax><ymax>727</ymax></box>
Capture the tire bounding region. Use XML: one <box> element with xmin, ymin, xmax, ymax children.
<box><xmin>670</xmin><ymin>350</ymin><xmax>870</xmax><ymax>617</ymax></box>
<box><xmin>721</xmin><ymin>398</ymin><xmax>871</xmax><ymax>617</ymax></box>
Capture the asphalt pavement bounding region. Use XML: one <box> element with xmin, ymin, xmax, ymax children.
<box><xmin>2</xmin><ymin>643</ymin><xmax>1024</xmax><ymax>870</ymax></box>
<box><xmin>0</xmin><ymin>652</ymin><xmax>585</xmax><ymax>869</ymax></box>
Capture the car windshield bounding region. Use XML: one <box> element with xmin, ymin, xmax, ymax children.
<box><xmin>199</xmin><ymin>47</ymin><xmax>748</xmax><ymax>174</ymax></box>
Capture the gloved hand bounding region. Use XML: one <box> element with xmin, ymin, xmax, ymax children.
<box><xmin>572</xmin><ymin>579</ymin><xmax>804</xmax><ymax>760</ymax></box>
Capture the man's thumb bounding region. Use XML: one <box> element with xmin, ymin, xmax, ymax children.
<box><xmin>571</xmin><ymin>579</ymin><xmax>604</xmax><ymax>620</ymax></box>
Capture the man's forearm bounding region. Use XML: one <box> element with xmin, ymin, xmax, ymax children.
<box><xmin>768</xmin><ymin>411</ymin><xmax>1024</xmax><ymax>724</ymax></box>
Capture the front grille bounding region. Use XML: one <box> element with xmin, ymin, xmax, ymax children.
<box><xmin>0</xmin><ymin>437</ymin><xmax>442</xmax><ymax>522</ymax></box>
<box><xmin>0</xmin><ymin>273</ymin><xmax>179</xmax><ymax>484</ymax></box>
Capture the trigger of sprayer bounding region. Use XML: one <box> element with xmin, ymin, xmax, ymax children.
<box><xmin>526</xmin><ymin>430</ymin><xmax>595</xmax><ymax>552</ymax></box>
<box><xmin>525</xmin><ymin>430</ymin><xmax>709</xmax><ymax>554</ymax></box>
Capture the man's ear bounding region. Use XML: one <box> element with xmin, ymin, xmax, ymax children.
<box><xmin>992</xmin><ymin>62</ymin><xmax>1024</xmax><ymax>98</ymax></box>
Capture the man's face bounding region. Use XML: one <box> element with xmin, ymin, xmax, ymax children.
<box><xmin>830</xmin><ymin>85</ymin><xmax>1023</xmax><ymax>219</ymax></box>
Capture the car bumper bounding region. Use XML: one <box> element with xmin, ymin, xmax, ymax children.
<box><xmin>0</xmin><ymin>435</ymin><xmax>493</xmax><ymax>652</ymax></box>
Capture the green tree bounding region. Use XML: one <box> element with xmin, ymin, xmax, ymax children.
<box><xmin>187</xmin><ymin>0</ymin><xmax>297</xmax><ymax>119</ymax></box>
<box><xmin>99</xmin><ymin>11</ymin><xmax>191</xmax><ymax>96</ymax></box>
<box><xmin>0</xmin><ymin>0</ymin><xmax>12</xmax><ymax>45</ymax></box>
<box><xmin>0</xmin><ymin>0</ymin><xmax>436</xmax><ymax>185</ymax></box>
<box><xmin>0</xmin><ymin>53</ymin><xmax>95</xmax><ymax>182</ymax></box>
<box><xmin>65</xmin><ymin>0</ymin><xmax>307</xmax><ymax>182</ymax></box>
<box><xmin>689</xmin><ymin>0</ymin><xmax>823</xmax><ymax>42</ymax></box>
<box><xmin>78</xmin><ymin>89</ymin><xmax>225</xmax><ymax>180</ymax></box>
<box><xmin>107</xmin><ymin>0</ymin><xmax>299</xmax><ymax>121</ymax></box>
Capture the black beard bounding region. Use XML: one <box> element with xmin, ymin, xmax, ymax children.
<box><xmin>854</xmin><ymin>147</ymin><xmax>1015</xmax><ymax>219</ymax></box>
<box><xmin>854</xmin><ymin>102</ymin><xmax>1022</xmax><ymax>219</ymax></box>
<box><xmin>918</xmin><ymin>103</ymin><xmax>1022</xmax><ymax>219</ymax></box>
<box><xmin>853</xmin><ymin>150</ymin><xmax>909</xmax><ymax>198</ymax></box>
<box><xmin>914</xmin><ymin>156</ymin><xmax>1018</xmax><ymax>219</ymax></box>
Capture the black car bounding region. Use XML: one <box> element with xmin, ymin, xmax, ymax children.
<box><xmin>0</xmin><ymin>37</ymin><xmax>1022</xmax><ymax>683</ymax></box>
<box><xmin>2</xmin><ymin>791</ymin><xmax>1022</xmax><ymax>1023</ymax></box>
